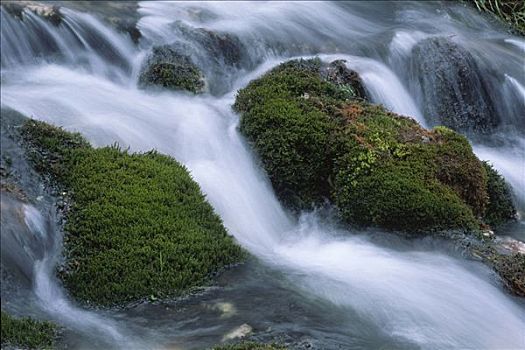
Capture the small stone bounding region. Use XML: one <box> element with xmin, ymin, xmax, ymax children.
<box><xmin>221</xmin><ymin>323</ymin><xmax>252</xmax><ymax>341</ymax></box>
<box><xmin>482</xmin><ymin>229</ymin><xmax>494</xmax><ymax>239</ymax></box>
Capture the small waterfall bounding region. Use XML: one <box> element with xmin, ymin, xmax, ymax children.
<box><xmin>320</xmin><ymin>54</ymin><xmax>426</xmax><ymax>127</ymax></box>
<box><xmin>1</xmin><ymin>191</ymin><xmax>137</xmax><ymax>348</ymax></box>
<box><xmin>0</xmin><ymin>6</ymin><xmax>136</xmax><ymax>81</ymax></box>
<box><xmin>1</xmin><ymin>1</ymin><xmax>524</xmax><ymax>349</ymax></box>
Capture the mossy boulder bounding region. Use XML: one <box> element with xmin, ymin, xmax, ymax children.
<box><xmin>138</xmin><ymin>45</ymin><xmax>205</xmax><ymax>94</ymax></box>
<box><xmin>234</xmin><ymin>58</ymin><xmax>362</xmax><ymax>210</ymax></box>
<box><xmin>235</xmin><ymin>58</ymin><xmax>503</xmax><ymax>233</ymax></box>
<box><xmin>333</xmin><ymin>112</ymin><xmax>485</xmax><ymax>231</ymax></box>
<box><xmin>482</xmin><ymin>162</ymin><xmax>517</xmax><ymax>226</ymax></box>
<box><xmin>1</xmin><ymin>311</ymin><xmax>57</xmax><ymax>349</ymax></box>
<box><xmin>21</xmin><ymin>120</ymin><xmax>243</xmax><ymax>306</ymax></box>
<box><xmin>493</xmin><ymin>253</ymin><xmax>525</xmax><ymax>297</ymax></box>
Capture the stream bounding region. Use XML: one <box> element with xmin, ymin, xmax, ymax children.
<box><xmin>1</xmin><ymin>1</ymin><xmax>524</xmax><ymax>349</ymax></box>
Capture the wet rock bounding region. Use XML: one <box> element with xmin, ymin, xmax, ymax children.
<box><xmin>2</xmin><ymin>1</ymin><xmax>62</xmax><ymax>26</ymax></box>
<box><xmin>107</xmin><ymin>17</ymin><xmax>141</xmax><ymax>44</ymax></box>
<box><xmin>51</xmin><ymin>1</ymin><xmax>141</xmax><ymax>43</ymax></box>
<box><xmin>320</xmin><ymin>60</ymin><xmax>367</xmax><ymax>99</ymax></box>
<box><xmin>453</xmin><ymin>230</ymin><xmax>525</xmax><ymax>297</ymax></box>
<box><xmin>163</xmin><ymin>21</ymin><xmax>252</xmax><ymax>94</ymax></box>
<box><xmin>138</xmin><ymin>45</ymin><xmax>206</xmax><ymax>93</ymax></box>
<box><xmin>411</xmin><ymin>37</ymin><xmax>500</xmax><ymax>135</ymax></box>
<box><xmin>172</xmin><ymin>21</ymin><xmax>247</xmax><ymax>68</ymax></box>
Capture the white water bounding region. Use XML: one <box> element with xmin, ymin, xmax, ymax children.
<box><xmin>2</xmin><ymin>1</ymin><xmax>525</xmax><ymax>349</ymax></box>
<box><xmin>26</xmin><ymin>207</ymin><xmax>131</xmax><ymax>348</ymax></box>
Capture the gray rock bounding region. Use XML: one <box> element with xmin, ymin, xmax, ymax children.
<box><xmin>172</xmin><ymin>21</ymin><xmax>247</xmax><ymax>68</ymax></box>
<box><xmin>320</xmin><ymin>59</ymin><xmax>367</xmax><ymax>100</ymax></box>
<box><xmin>2</xmin><ymin>1</ymin><xmax>62</xmax><ymax>26</ymax></box>
<box><xmin>411</xmin><ymin>37</ymin><xmax>500</xmax><ymax>135</ymax></box>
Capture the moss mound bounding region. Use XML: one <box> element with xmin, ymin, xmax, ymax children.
<box><xmin>138</xmin><ymin>45</ymin><xmax>205</xmax><ymax>93</ymax></box>
<box><xmin>494</xmin><ymin>253</ymin><xmax>525</xmax><ymax>297</ymax></box>
<box><xmin>234</xmin><ymin>58</ymin><xmax>360</xmax><ymax>210</ymax></box>
<box><xmin>235</xmin><ymin>58</ymin><xmax>496</xmax><ymax>232</ymax></box>
<box><xmin>1</xmin><ymin>311</ymin><xmax>57</xmax><ymax>349</ymax></box>
<box><xmin>333</xmin><ymin>107</ymin><xmax>485</xmax><ymax>232</ymax></box>
<box><xmin>21</xmin><ymin>120</ymin><xmax>243</xmax><ymax>306</ymax></box>
<box><xmin>482</xmin><ymin>162</ymin><xmax>516</xmax><ymax>226</ymax></box>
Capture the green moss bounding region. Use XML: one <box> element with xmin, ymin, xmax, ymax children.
<box><xmin>138</xmin><ymin>45</ymin><xmax>205</xmax><ymax>94</ymax></box>
<box><xmin>482</xmin><ymin>162</ymin><xmax>516</xmax><ymax>226</ymax></box>
<box><xmin>212</xmin><ymin>342</ymin><xmax>286</xmax><ymax>350</ymax></box>
<box><xmin>333</xmin><ymin>104</ymin><xmax>484</xmax><ymax>232</ymax></box>
<box><xmin>21</xmin><ymin>120</ymin><xmax>243</xmax><ymax>306</ymax></box>
<box><xmin>1</xmin><ymin>311</ymin><xmax>57</xmax><ymax>349</ymax></box>
<box><xmin>145</xmin><ymin>61</ymin><xmax>204</xmax><ymax>93</ymax></box>
<box><xmin>235</xmin><ymin>59</ymin><xmax>491</xmax><ymax>232</ymax></box>
<box><xmin>234</xmin><ymin>59</ymin><xmax>350</xmax><ymax>210</ymax></box>
<box><xmin>493</xmin><ymin>253</ymin><xmax>525</xmax><ymax>297</ymax></box>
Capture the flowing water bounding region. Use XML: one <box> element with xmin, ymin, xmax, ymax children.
<box><xmin>1</xmin><ymin>1</ymin><xmax>524</xmax><ymax>349</ymax></box>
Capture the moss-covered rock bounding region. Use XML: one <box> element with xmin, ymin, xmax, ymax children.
<box><xmin>331</xmin><ymin>105</ymin><xmax>485</xmax><ymax>232</ymax></box>
<box><xmin>482</xmin><ymin>162</ymin><xmax>516</xmax><ymax>226</ymax></box>
<box><xmin>493</xmin><ymin>253</ymin><xmax>525</xmax><ymax>297</ymax></box>
<box><xmin>234</xmin><ymin>58</ymin><xmax>361</xmax><ymax>210</ymax></box>
<box><xmin>21</xmin><ymin>119</ymin><xmax>243</xmax><ymax>306</ymax></box>
<box><xmin>235</xmin><ymin>58</ymin><xmax>498</xmax><ymax>233</ymax></box>
<box><xmin>1</xmin><ymin>311</ymin><xmax>57</xmax><ymax>349</ymax></box>
<box><xmin>138</xmin><ymin>45</ymin><xmax>205</xmax><ymax>94</ymax></box>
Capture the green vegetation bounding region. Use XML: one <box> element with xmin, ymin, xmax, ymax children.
<box><xmin>482</xmin><ymin>162</ymin><xmax>516</xmax><ymax>226</ymax></box>
<box><xmin>1</xmin><ymin>311</ymin><xmax>57</xmax><ymax>349</ymax></box>
<box><xmin>333</xmin><ymin>108</ymin><xmax>484</xmax><ymax>232</ymax></box>
<box><xmin>235</xmin><ymin>58</ymin><xmax>499</xmax><ymax>233</ymax></box>
<box><xmin>468</xmin><ymin>0</ymin><xmax>524</xmax><ymax>36</ymax></box>
<box><xmin>21</xmin><ymin>120</ymin><xmax>243</xmax><ymax>306</ymax></box>
<box><xmin>212</xmin><ymin>342</ymin><xmax>286</xmax><ymax>350</ymax></box>
<box><xmin>138</xmin><ymin>45</ymin><xmax>205</xmax><ymax>93</ymax></box>
<box><xmin>234</xmin><ymin>58</ymin><xmax>357</xmax><ymax>210</ymax></box>
<box><xmin>493</xmin><ymin>253</ymin><xmax>525</xmax><ymax>297</ymax></box>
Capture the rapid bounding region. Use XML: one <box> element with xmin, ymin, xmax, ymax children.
<box><xmin>1</xmin><ymin>2</ymin><xmax>524</xmax><ymax>349</ymax></box>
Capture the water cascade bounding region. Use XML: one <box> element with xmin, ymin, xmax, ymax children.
<box><xmin>1</xmin><ymin>1</ymin><xmax>524</xmax><ymax>349</ymax></box>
